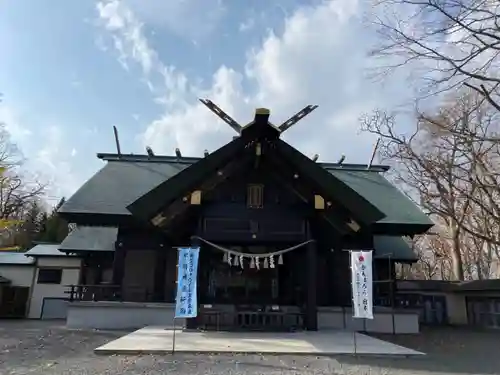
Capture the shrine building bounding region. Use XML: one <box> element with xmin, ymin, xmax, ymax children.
<box><xmin>56</xmin><ymin>102</ymin><xmax>433</xmax><ymax>332</ymax></box>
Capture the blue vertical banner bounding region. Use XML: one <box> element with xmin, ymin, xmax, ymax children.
<box><xmin>175</xmin><ymin>247</ymin><xmax>200</xmax><ymax>318</ymax></box>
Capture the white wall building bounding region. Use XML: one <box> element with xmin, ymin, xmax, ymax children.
<box><xmin>0</xmin><ymin>244</ymin><xmax>81</xmax><ymax>319</ymax></box>
<box><xmin>0</xmin><ymin>252</ymin><xmax>35</xmax><ymax>287</ymax></box>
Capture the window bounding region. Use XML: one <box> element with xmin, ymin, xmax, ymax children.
<box><xmin>247</xmin><ymin>184</ymin><xmax>264</xmax><ymax>208</ymax></box>
<box><xmin>467</xmin><ymin>297</ymin><xmax>500</xmax><ymax>328</ymax></box>
<box><xmin>37</xmin><ymin>269</ymin><xmax>62</xmax><ymax>284</ymax></box>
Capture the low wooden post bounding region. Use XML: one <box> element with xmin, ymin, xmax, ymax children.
<box><xmin>153</xmin><ymin>245</ymin><xmax>168</xmax><ymax>302</ymax></box>
<box><xmin>305</xmin><ymin>223</ymin><xmax>318</xmax><ymax>331</ymax></box>
<box><xmin>112</xmin><ymin>241</ymin><xmax>126</xmax><ymax>298</ymax></box>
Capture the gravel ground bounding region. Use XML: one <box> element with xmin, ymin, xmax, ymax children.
<box><xmin>0</xmin><ymin>321</ymin><xmax>497</xmax><ymax>375</ymax></box>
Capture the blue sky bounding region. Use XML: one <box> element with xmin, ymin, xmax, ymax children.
<box><xmin>0</xmin><ymin>0</ymin><xmax>414</xmax><ymax>204</ymax></box>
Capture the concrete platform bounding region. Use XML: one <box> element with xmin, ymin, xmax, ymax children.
<box><xmin>94</xmin><ymin>327</ymin><xmax>425</xmax><ymax>356</ymax></box>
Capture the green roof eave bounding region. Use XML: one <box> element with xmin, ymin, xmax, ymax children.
<box><xmin>327</xmin><ymin>169</ymin><xmax>434</xmax><ymax>233</ymax></box>
<box><xmin>59</xmin><ymin>226</ymin><xmax>118</xmax><ymax>253</ymax></box>
<box><xmin>373</xmin><ymin>235</ymin><xmax>418</xmax><ymax>262</ymax></box>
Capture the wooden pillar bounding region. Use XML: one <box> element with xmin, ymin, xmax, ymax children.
<box><xmin>305</xmin><ymin>238</ymin><xmax>318</xmax><ymax>330</ymax></box>
<box><xmin>153</xmin><ymin>246</ymin><xmax>168</xmax><ymax>302</ymax></box>
<box><xmin>96</xmin><ymin>260</ymin><xmax>103</xmax><ymax>285</ymax></box>
<box><xmin>79</xmin><ymin>256</ymin><xmax>88</xmax><ymax>285</ymax></box>
<box><xmin>112</xmin><ymin>242</ymin><xmax>126</xmax><ymax>293</ymax></box>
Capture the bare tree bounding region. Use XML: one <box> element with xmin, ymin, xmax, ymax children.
<box><xmin>369</xmin><ymin>0</ymin><xmax>500</xmax><ymax>118</ymax></box>
<box><xmin>0</xmin><ymin>123</ymin><xmax>45</xmax><ymax>240</ymax></box>
<box><xmin>361</xmin><ymin>91</ymin><xmax>500</xmax><ymax>280</ymax></box>
<box><xmin>396</xmin><ymin>234</ymin><xmax>452</xmax><ymax>280</ymax></box>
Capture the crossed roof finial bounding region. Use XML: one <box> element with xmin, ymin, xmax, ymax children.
<box><xmin>199</xmin><ymin>98</ymin><xmax>318</xmax><ymax>136</ymax></box>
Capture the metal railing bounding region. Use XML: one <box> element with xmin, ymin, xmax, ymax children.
<box><xmin>65</xmin><ymin>284</ymin><xmax>154</xmax><ymax>303</ymax></box>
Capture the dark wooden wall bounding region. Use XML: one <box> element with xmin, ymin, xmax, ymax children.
<box><xmin>199</xmin><ymin>165</ymin><xmax>308</xmax><ymax>243</ymax></box>
<box><xmin>80</xmin><ymin>158</ymin><xmax>398</xmax><ymax>307</ymax></box>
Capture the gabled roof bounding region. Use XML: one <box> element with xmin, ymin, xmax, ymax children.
<box><xmin>59</xmin><ymin>154</ymin><xmax>432</xmax><ymax>232</ymax></box>
<box><xmin>0</xmin><ymin>252</ymin><xmax>34</xmax><ymax>265</ymax></box>
<box><xmin>59</xmin><ymin>226</ymin><xmax>118</xmax><ymax>253</ymax></box>
<box><xmin>24</xmin><ymin>244</ymin><xmax>69</xmax><ymax>257</ymax></box>
<box><xmin>326</xmin><ymin>168</ymin><xmax>434</xmax><ymax>229</ymax></box>
<box><xmin>59</xmin><ymin>107</ymin><xmax>431</xmax><ymax>234</ymax></box>
<box><xmin>127</xmin><ymin>139</ymin><xmax>387</xmax><ymax>226</ymax></box>
<box><xmin>128</xmin><ymin>137</ymin><xmax>246</xmax><ymax>221</ymax></box>
<box><xmin>59</xmin><ymin>157</ymin><xmax>193</xmax><ymax>216</ymax></box>
<box><xmin>275</xmin><ymin>140</ymin><xmax>384</xmax><ymax>224</ymax></box>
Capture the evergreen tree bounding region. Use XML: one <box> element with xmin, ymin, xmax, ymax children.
<box><xmin>37</xmin><ymin>197</ymin><xmax>68</xmax><ymax>244</ymax></box>
<box><xmin>15</xmin><ymin>200</ymin><xmax>45</xmax><ymax>249</ymax></box>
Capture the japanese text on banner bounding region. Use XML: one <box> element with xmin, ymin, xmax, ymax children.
<box><xmin>350</xmin><ymin>250</ymin><xmax>373</xmax><ymax>319</ymax></box>
<box><xmin>175</xmin><ymin>247</ymin><xmax>200</xmax><ymax>318</ymax></box>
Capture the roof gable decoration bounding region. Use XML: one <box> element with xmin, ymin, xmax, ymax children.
<box><xmin>127</xmin><ymin>103</ymin><xmax>389</xmax><ymax>233</ymax></box>
<box><xmin>199</xmin><ymin>99</ymin><xmax>318</xmax><ymax>136</ymax></box>
<box><xmin>59</xmin><ymin>100</ymin><xmax>432</xmax><ymax>237</ymax></box>
<box><xmin>128</xmin><ymin>102</ymin><xmax>319</xmax><ymax>223</ymax></box>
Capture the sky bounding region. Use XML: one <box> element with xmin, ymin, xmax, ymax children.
<box><xmin>0</xmin><ymin>0</ymin><xmax>415</xmax><ymax>204</ymax></box>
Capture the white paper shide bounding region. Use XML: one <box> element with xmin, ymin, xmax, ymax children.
<box><xmin>350</xmin><ymin>250</ymin><xmax>373</xmax><ymax>319</ymax></box>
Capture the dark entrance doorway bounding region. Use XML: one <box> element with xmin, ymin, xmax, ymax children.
<box><xmin>193</xmin><ymin>243</ymin><xmax>306</xmax><ymax>331</ymax></box>
<box><xmin>205</xmin><ymin>262</ymin><xmax>279</xmax><ymax>304</ymax></box>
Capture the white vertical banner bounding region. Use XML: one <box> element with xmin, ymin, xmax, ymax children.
<box><xmin>350</xmin><ymin>250</ymin><xmax>374</xmax><ymax>319</ymax></box>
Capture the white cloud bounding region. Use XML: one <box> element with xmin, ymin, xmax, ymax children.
<box><xmin>96</xmin><ymin>0</ymin><xmax>189</xmax><ymax>98</ymax></box>
<box><xmin>239</xmin><ymin>17</ymin><xmax>255</xmax><ymax>32</ymax></box>
<box><xmin>0</xmin><ymin>104</ymin><xmax>83</xmax><ymax>201</ymax></box>
<box><xmin>97</xmin><ymin>0</ymin><xmax>410</xmax><ymax>163</ymax></box>
<box><xmin>97</xmin><ymin>0</ymin><xmax>156</xmax><ymax>76</ymax></box>
<box><xmin>123</xmin><ymin>0</ymin><xmax>227</xmax><ymax>41</ymax></box>
<box><xmin>33</xmin><ymin>125</ymin><xmax>82</xmax><ymax>199</ymax></box>
<box><xmin>0</xmin><ymin>105</ymin><xmax>33</xmax><ymax>141</ymax></box>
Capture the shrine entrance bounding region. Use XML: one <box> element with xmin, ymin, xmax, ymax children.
<box><xmin>193</xmin><ymin>239</ymin><xmax>312</xmax><ymax>331</ymax></box>
<box><xmin>204</xmin><ymin>259</ymin><xmax>279</xmax><ymax>305</ymax></box>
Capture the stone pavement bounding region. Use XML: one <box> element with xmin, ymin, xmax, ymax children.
<box><xmin>95</xmin><ymin>327</ymin><xmax>424</xmax><ymax>356</ymax></box>
<box><xmin>2</xmin><ymin>321</ymin><xmax>500</xmax><ymax>375</ymax></box>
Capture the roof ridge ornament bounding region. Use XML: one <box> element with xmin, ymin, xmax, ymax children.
<box><xmin>198</xmin><ymin>98</ymin><xmax>318</xmax><ymax>137</ymax></box>
<box><xmin>278</xmin><ymin>105</ymin><xmax>318</xmax><ymax>133</ymax></box>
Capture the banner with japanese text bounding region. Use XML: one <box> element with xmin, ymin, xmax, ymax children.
<box><xmin>350</xmin><ymin>250</ymin><xmax>374</xmax><ymax>319</ymax></box>
<box><xmin>175</xmin><ymin>247</ymin><xmax>200</xmax><ymax>318</ymax></box>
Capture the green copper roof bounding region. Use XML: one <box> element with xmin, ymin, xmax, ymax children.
<box><xmin>326</xmin><ymin>168</ymin><xmax>433</xmax><ymax>228</ymax></box>
<box><xmin>373</xmin><ymin>235</ymin><xmax>417</xmax><ymax>261</ymax></box>
<box><xmin>59</xmin><ymin>153</ymin><xmax>433</xmax><ymax>234</ymax></box>
<box><xmin>59</xmin><ymin>158</ymin><xmax>191</xmax><ymax>216</ymax></box>
<box><xmin>59</xmin><ymin>226</ymin><xmax>118</xmax><ymax>252</ymax></box>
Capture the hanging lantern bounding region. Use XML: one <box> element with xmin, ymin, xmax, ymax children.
<box><xmin>233</xmin><ymin>256</ymin><xmax>239</xmax><ymax>266</ymax></box>
<box><xmin>263</xmin><ymin>257</ymin><xmax>269</xmax><ymax>268</ymax></box>
<box><xmin>278</xmin><ymin>254</ymin><xmax>284</xmax><ymax>265</ymax></box>
<box><xmin>255</xmin><ymin>256</ymin><xmax>260</xmax><ymax>269</ymax></box>
<box><xmin>250</xmin><ymin>257</ymin><xmax>255</xmax><ymax>268</ymax></box>
<box><xmin>239</xmin><ymin>255</ymin><xmax>244</xmax><ymax>269</ymax></box>
<box><xmin>223</xmin><ymin>252</ymin><xmax>228</xmax><ymax>262</ymax></box>
<box><xmin>270</xmin><ymin>255</ymin><xmax>275</xmax><ymax>268</ymax></box>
